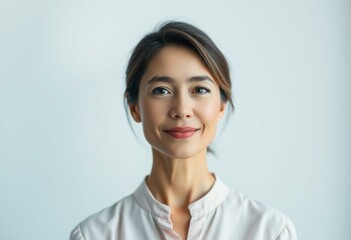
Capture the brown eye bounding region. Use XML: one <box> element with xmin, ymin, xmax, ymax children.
<box><xmin>193</xmin><ymin>87</ymin><xmax>211</xmax><ymax>94</ymax></box>
<box><xmin>152</xmin><ymin>87</ymin><xmax>171</xmax><ymax>95</ymax></box>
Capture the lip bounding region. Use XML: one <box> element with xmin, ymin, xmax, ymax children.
<box><xmin>164</xmin><ymin>127</ymin><xmax>199</xmax><ymax>139</ymax></box>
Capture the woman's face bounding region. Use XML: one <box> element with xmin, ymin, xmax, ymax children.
<box><xmin>129</xmin><ymin>45</ymin><xmax>225</xmax><ymax>159</ymax></box>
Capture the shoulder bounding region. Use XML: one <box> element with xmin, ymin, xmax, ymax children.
<box><xmin>220</xmin><ymin>189</ymin><xmax>296</xmax><ymax>239</ymax></box>
<box><xmin>70</xmin><ymin>194</ymin><xmax>137</xmax><ymax>240</ymax></box>
<box><xmin>80</xmin><ymin>194</ymin><xmax>136</xmax><ymax>229</ymax></box>
<box><xmin>226</xmin><ymin>189</ymin><xmax>286</xmax><ymax>222</ymax></box>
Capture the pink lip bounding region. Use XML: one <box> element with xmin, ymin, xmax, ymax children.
<box><xmin>164</xmin><ymin>127</ymin><xmax>199</xmax><ymax>139</ymax></box>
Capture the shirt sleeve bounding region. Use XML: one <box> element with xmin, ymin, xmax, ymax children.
<box><xmin>70</xmin><ymin>224</ymin><xmax>86</xmax><ymax>240</ymax></box>
<box><xmin>276</xmin><ymin>218</ymin><xmax>297</xmax><ymax>240</ymax></box>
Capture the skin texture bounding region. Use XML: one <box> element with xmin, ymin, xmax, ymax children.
<box><xmin>129</xmin><ymin>45</ymin><xmax>226</xmax><ymax>240</ymax></box>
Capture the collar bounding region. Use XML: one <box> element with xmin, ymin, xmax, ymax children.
<box><xmin>132</xmin><ymin>174</ymin><xmax>229</xmax><ymax>220</ymax></box>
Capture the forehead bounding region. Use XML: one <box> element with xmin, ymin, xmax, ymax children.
<box><xmin>141</xmin><ymin>45</ymin><xmax>213</xmax><ymax>83</ymax></box>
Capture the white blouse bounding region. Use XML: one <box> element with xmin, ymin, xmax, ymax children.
<box><xmin>70</xmin><ymin>175</ymin><xmax>297</xmax><ymax>240</ymax></box>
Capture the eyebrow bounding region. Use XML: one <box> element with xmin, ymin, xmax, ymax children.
<box><xmin>146</xmin><ymin>75</ymin><xmax>216</xmax><ymax>85</ymax></box>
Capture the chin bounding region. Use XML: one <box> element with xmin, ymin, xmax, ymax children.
<box><xmin>154</xmin><ymin>145</ymin><xmax>207</xmax><ymax>160</ymax></box>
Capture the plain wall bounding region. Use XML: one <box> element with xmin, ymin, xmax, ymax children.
<box><xmin>1</xmin><ymin>0</ymin><xmax>350</xmax><ymax>239</ymax></box>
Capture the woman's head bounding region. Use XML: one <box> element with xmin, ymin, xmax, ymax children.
<box><xmin>124</xmin><ymin>21</ymin><xmax>233</xmax><ymax>157</ymax></box>
<box><xmin>125</xmin><ymin>21</ymin><xmax>233</xmax><ymax>109</ymax></box>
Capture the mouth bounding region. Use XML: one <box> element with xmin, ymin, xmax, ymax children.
<box><xmin>164</xmin><ymin>127</ymin><xmax>199</xmax><ymax>139</ymax></box>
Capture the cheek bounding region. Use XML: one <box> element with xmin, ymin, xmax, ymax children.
<box><xmin>199</xmin><ymin>100</ymin><xmax>222</xmax><ymax>124</ymax></box>
<box><xmin>139</xmin><ymin>100</ymin><xmax>166</xmax><ymax>126</ymax></box>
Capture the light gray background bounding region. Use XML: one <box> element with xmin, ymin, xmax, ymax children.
<box><xmin>1</xmin><ymin>0</ymin><xmax>350</xmax><ymax>239</ymax></box>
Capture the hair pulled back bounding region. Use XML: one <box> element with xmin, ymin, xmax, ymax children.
<box><xmin>125</xmin><ymin>21</ymin><xmax>233</xmax><ymax>110</ymax></box>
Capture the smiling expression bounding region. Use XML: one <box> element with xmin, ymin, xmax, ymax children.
<box><xmin>129</xmin><ymin>45</ymin><xmax>226</xmax><ymax>159</ymax></box>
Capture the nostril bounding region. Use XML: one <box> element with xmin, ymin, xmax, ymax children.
<box><xmin>172</xmin><ymin>113</ymin><xmax>190</xmax><ymax>119</ymax></box>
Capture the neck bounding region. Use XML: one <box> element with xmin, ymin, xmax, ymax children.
<box><xmin>147</xmin><ymin>148</ymin><xmax>215</xmax><ymax>209</ymax></box>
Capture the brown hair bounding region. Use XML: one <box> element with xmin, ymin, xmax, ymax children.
<box><xmin>125</xmin><ymin>21</ymin><xmax>234</xmax><ymax>110</ymax></box>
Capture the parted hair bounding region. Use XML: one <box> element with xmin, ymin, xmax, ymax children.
<box><xmin>124</xmin><ymin>21</ymin><xmax>233</xmax><ymax>110</ymax></box>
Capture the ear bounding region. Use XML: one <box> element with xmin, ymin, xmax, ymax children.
<box><xmin>218</xmin><ymin>102</ymin><xmax>226</xmax><ymax>121</ymax></box>
<box><xmin>129</xmin><ymin>103</ymin><xmax>142</xmax><ymax>123</ymax></box>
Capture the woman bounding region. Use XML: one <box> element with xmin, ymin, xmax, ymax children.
<box><xmin>70</xmin><ymin>21</ymin><xmax>297</xmax><ymax>240</ymax></box>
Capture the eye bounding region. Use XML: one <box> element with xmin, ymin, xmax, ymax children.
<box><xmin>193</xmin><ymin>87</ymin><xmax>211</xmax><ymax>94</ymax></box>
<box><xmin>151</xmin><ymin>87</ymin><xmax>171</xmax><ymax>95</ymax></box>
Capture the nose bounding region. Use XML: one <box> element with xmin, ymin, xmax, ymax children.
<box><xmin>169</xmin><ymin>92</ymin><xmax>193</xmax><ymax>119</ymax></box>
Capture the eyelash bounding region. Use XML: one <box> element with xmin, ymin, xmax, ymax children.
<box><xmin>193</xmin><ymin>87</ymin><xmax>211</xmax><ymax>94</ymax></box>
<box><xmin>151</xmin><ymin>87</ymin><xmax>171</xmax><ymax>95</ymax></box>
<box><xmin>151</xmin><ymin>87</ymin><xmax>211</xmax><ymax>95</ymax></box>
